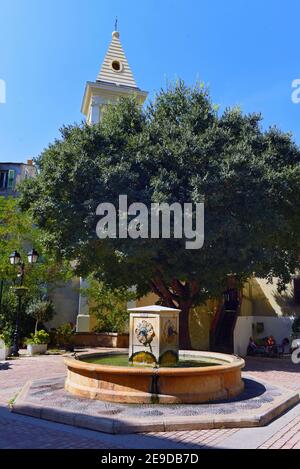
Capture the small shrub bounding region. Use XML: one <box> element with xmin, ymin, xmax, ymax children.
<box><xmin>0</xmin><ymin>326</ymin><xmax>13</xmax><ymax>347</ymax></box>
<box><xmin>57</xmin><ymin>323</ymin><xmax>74</xmax><ymax>347</ymax></box>
<box><xmin>83</xmin><ymin>279</ymin><xmax>134</xmax><ymax>334</ymax></box>
<box><xmin>25</xmin><ymin>330</ymin><xmax>50</xmax><ymax>345</ymax></box>
<box><xmin>0</xmin><ymin>289</ymin><xmax>36</xmax><ymax>339</ymax></box>
<box><xmin>26</xmin><ymin>299</ymin><xmax>56</xmax><ymax>333</ymax></box>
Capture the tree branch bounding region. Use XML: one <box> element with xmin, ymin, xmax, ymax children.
<box><xmin>151</xmin><ymin>273</ymin><xmax>178</xmax><ymax>308</ymax></box>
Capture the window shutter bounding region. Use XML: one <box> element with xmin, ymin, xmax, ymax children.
<box><xmin>7</xmin><ymin>170</ymin><xmax>15</xmax><ymax>189</ymax></box>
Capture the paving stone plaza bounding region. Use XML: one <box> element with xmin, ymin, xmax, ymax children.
<box><xmin>1</xmin><ymin>351</ymin><xmax>300</xmax><ymax>449</ymax></box>
<box><xmin>1</xmin><ymin>1</ymin><xmax>300</xmax><ymax>457</ymax></box>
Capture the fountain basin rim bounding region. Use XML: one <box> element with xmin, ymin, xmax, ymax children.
<box><xmin>64</xmin><ymin>350</ymin><xmax>245</xmax><ymax>376</ymax></box>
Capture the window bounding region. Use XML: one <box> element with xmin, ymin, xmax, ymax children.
<box><xmin>7</xmin><ymin>169</ymin><xmax>15</xmax><ymax>189</ymax></box>
<box><xmin>0</xmin><ymin>169</ymin><xmax>15</xmax><ymax>190</ymax></box>
<box><xmin>0</xmin><ymin>171</ymin><xmax>7</xmax><ymax>189</ymax></box>
<box><xmin>111</xmin><ymin>60</ymin><xmax>122</xmax><ymax>72</ymax></box>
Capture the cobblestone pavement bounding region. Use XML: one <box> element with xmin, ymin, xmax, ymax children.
<box><xmin>0</xmin><ymin>351</ymin><xmax>300</xmax><ymax>449</ymax></box>
<box><xmin>259</xmin><ymin>414</ymin><xmax>300</xmax><ymax>449</ymax></box>
<box><xmin>145</xmin><ymin>429</ymin><xmax>239</xmax><ymax>449</ymax></box>
<box><xmin>0</xmin><ymin>409</ymin><xmax>124</xmax><ymax>449</ymax></box>
<box><xmin>244</xmin><ymin>356</ymin><xmax>300</xmax><ymax>391</ymax></box>
<box><xmin>0</xmin><ymin>354</ymin><xmax>66</xmax><ymax>403</ymax></box>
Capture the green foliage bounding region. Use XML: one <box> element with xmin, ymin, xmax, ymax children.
<box><xmin>0</xmin><ymin>288</ymin><xmax>35</xmax><ymax>339</ymax></box>
<box><xmin>0</xmin><ymin>196</ymin><xmax>72</xmax><ymax>338</ymax></box>
<box><xmin>83</xmin><ymin>277</ymin><xmax>135</xmax><ymax>333</ymax></box>
<box><xmin>56</xmin><ymin>323</ymin><xmax>74</xmax><ymax>346</ymax></box>
<box><xmin>25</xmin><ymin>329</ymin><xmax>50</xmax><ymax>345</ymax></box>
<box><xmin>19</xmin><ymin>81</ymin><xmax>300</xmax><ymax>347</ymax></box>
<box><xmin>26</xmin><ymin>299</ymin><xmax>56</xmax><ymax>333</ymax></box>
<box><xmin>0</xmin><ymin>196</ymin><xmax>72</xmax><ymax>295</ymax></box>
<box><xmin>8</xmin><ymin>394</ymin><xmax>18</xmax><ymax>409</ymax></box>
<box><xmin>0</xmin><ymin>325</ymin><xmax>13</xmax><ymax>347</ymax></box>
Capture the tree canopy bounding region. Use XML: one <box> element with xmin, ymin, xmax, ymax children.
<box><xmin>0</xmin><ymin>196</ymin><xmax>71</xmax><ymax>338</ymax></box>
<box><xmin>19</xmin><ymin>82</ymin><xmax>300</xmax><ymax>348</ymax></box>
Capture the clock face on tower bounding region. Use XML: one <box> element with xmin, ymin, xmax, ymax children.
<box><xmin>111</xmin><ymin>60</ymin><xmax>122</xmax><ymax>72</ymax></box>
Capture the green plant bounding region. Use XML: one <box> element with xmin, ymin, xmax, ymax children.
<box><xmin>57</xmin><ymin>323</ymin><xmax>74</xmax><ymax>346</ymax></box>
<box><xmin>26</xmin><ymin>299</ymin><xmax>56</xmax><ymax>333</ymax></box>
<box><xmin>8</xmin><ymin>393</ymin><xmax>19</xmax><ymax>409</ymax></box>
<box><xmin>25</xmin><ymin>329</ymin><xmax>50</xmax><ymax>345</ymax></box>
<box><xmin>0</xmin><ymin>197</ymin><xmax>72</xmax><ymax>292</ymax></box>
<box><xmin>0</xmin><ymin>288</ymin><xmax>35</xmax><ymax>340</ymax></box>
<box><xmin>0</xmin><ymin>326</ymin><xmax>13</xmax><ymax>347</ymax></box>
<box><xmin>83</xmin><ymin>278</ymin><xmax>134</xmax><ymax>334</ymax></box>
<box><xmin>0</xmin><ymin>196</ymin><xmax>73</xmax><ymax>340</ymax></box>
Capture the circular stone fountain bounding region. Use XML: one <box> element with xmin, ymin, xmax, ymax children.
<box><xmin>65</xmin><ymin>306</ymin><xmax>244</xmax><ymax>404</ymax></box>
<box><xmin>65</xmin><ymin>350</ymin><xmax>244</xmax><ymax>404</ymax></box>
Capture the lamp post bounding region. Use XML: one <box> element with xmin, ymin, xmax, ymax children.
<box><xmin>9</xmin><ymin>249</ymin><xmax>39</xmax><ymax>357</ymax></box>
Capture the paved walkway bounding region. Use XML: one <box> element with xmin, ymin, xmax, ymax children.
<box><xmin>0</xmin><ymin>351</ymin><xmax>300</xmax><ymax>449</ymax></box>
<box><xmin>244</xmin><ymin>356</ymin><xmax>300</xmax><ymax>391</ymax></box>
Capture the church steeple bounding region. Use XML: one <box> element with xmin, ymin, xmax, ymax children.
<box><xmin>96</xmin><ymin>30</ymin><xmax>138</xmax><ymax>88</ymax></box>
<box><xmin>81</xmin><ymin>28</ymin><xmax>148</xmax><ymax>125</ymax></box>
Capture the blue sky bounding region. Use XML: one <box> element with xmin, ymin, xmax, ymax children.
<box><xmin>0</xmin><ymin>0</ymin><xmax>300</xmax><ymax>163</ymax></box>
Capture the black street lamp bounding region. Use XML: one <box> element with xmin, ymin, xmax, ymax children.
<box><xmin>27</xmin><ymin>249</ymin><xmax>39</xmax><ymax>265</ymax></box>
<box><xmin>9</xmin><ymin>251</ymin><xmax>21</xmax><ymax>266</ymax></box>
<box><xmin>9</xmin><ymin>249</ymin><xmax>39</xmax><ymax>357</ymax></box>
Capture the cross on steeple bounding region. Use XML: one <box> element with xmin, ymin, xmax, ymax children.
<box><xmin>115</xmin><ymin>17</ymin><xmax>118</xmax><ymax>32</ymax></box>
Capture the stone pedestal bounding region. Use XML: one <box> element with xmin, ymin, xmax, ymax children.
<box><xmin>76</xmin><ymin>278</ymin><xmax>90</xmax><ymax>333</ymax></box>
<box><xmin>76</xmin><ymin>315</ymin><xmax>90</xmax><ymax>333</ymax></box>
<box><xmin>128</xmin><ymin>305</ymin><xmax>181</xmax><ymax>366</ymax></box>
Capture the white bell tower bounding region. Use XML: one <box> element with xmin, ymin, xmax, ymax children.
<box><xmin>81</xmin><ymin>29</ymin><xmax>148</xmax><ymax>125</ymax></box>
<box><xmin>77</xmin><ymin>28</ymin><xmax>148</xmax><ymax>333</ymax></box>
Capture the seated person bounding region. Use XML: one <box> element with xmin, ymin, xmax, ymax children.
<box><xmin>278</xmin><ymin>337</ymin><xmax>290</xmax><ymax>355</ymax></box>
<box><xmin>247</xmin><ymin>337</ymin><xmax>258</xmax><ymax>355</ymax></box>
<box><xmin>266</xmin><ymin>335</ymin><xmax>277</xmax><ymax>355</ymax></box>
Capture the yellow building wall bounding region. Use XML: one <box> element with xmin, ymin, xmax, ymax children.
<box><xmin>240</xmin><ymin>282</ymin><xmax>253</xmax><ymax>317</ymax></box>
<box><xmin>240</xmin><ymin>297</ymin><xmax>253</xmax><ymax>317</ymax></box>
<box><xmin>89</xmin><ymin>312</ymin><xmax>99</xmax><ymax>331</ymax></box>
<box><xmin>136</xmin><ymin>293</ymin><xmax>160</xmax><ymax>308</ymax></box>
<box><xmin>189</xmin><ymin>299</ymin><xmax>217</xmax><ymax>350</ymax></box>
<box><xmin>87</xmin><ymin>276</ymin><xmax>295</xmax><ymax>343</ymax></box>
<box><xmin>249</xmin><ymin>279</ymin><xmax>276</xmax><ymax>317</ymax></box>
<box><xmin>239</xmin><ymin>277</ymin><xmax>300</xmax><ymax>318</ymax></box>
<box><xmin>136</xmin><ymin>294</ymin><xmax>216</xmax><ymax>351</ymax></box>
<box><xmin>135</xmin><ymin>278</ymin><xmax>287</xmax><ymax>349</ymax></box>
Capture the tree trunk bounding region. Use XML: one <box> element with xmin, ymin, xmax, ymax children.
<box><xmin>178</xmin><ymin>302</ymin><xmax>192</xmax><ymax>350</ymax></box>
<box><xmin>151</xmin><ymin>274</ymin><xmax>196</xmax><ymax>351</ymax></box>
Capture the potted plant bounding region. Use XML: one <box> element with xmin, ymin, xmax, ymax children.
<box><xmin>26</xmin><ymin>330</ymin><xmax>50</xmax><ymax>356</ymax></box>
<box><xmin>74</xmin><ymin>278</ymin><xmax>131</xmax><ymax>348</ymax></box>
<box><xmin>26</xmin><ymin>299</ymin><xmax>56</xmax><ymax>334</ymax></box>
<box><xmin>0</xmin><ymin>328</ymin><xmax>13</xmax><ymax>360</ymax></box>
